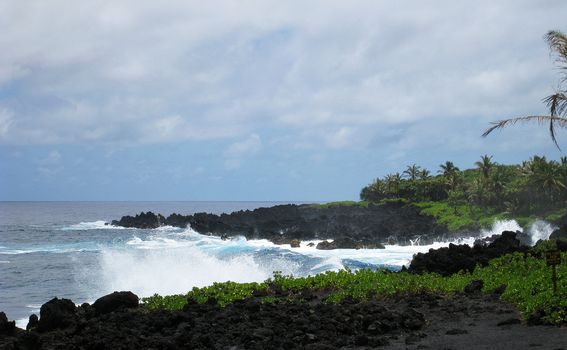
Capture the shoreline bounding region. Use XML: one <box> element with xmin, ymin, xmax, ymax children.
<box><xmin>2</xmin><ymin>288</ymin><xmax>566</xmax><ymax>349</ymax></box>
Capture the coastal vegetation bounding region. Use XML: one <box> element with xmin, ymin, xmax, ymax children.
<box><xmin>359</xmin><ymin>155</ymin><xmax>567</xmax><ymax>230</ymax></box>
<box><xmin>142</xmin><ymin>250</ymin><xmax>567</xmax><ymax>325</ymax></box>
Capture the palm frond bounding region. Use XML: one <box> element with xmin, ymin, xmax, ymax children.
<box><xmin>546</xmin><ymin>30</ymin><xmax>567</xmax><ymax>63</ymax></box>
<box><xmin>482</xmin><ymin>115</ymin><xmax>567</xmax><ymax>150</ymax></box>
<box><xmin>543</xmin><ymin>92</ymin><xmax>567</xmax><ymax>116</ymax></box>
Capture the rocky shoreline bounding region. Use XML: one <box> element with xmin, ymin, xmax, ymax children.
<box><xmin>2</xmin><ymin>285</ymin><xmax>566</xmax><ymax>349</ymax></box>
<box><xmin>110</xmin><ymin>203</ymin><xmax>460</xmax><ymax>249</ymax></box>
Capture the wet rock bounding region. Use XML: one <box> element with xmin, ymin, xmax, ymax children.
<box><xmin>93</xmin><ymin>291</ymin><xmax>139</xmax><ymax>315</ymax></box>
<box><xmin>37</xmin><ymin>298</ymin><xmax>77</xmax><ymax>332</ymax></box>
<box><xmin>290</xmin><ymin>239</ymin><xmax>301</xmax><ymax>248</ymax></box>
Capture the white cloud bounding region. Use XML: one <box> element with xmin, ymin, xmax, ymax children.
<box><xmin>224</xmin><ymin>134</ymin><xmax>262</xmax><ymax>158</ymax></box>
<box><xmin>223</xmin><ymin>133</ymin><xmax>262</xmax><ymax>169</ymax></box>
<box><xmin>0</xmin><ymin>109</ymin><xmax>14</xmax><ymax>139</ymax></box>
<box><xmin>36</xmin><ymin>150</ymin><xmax>63</xmax><ymax>177</ymax></box>
<box><xmin>0</xmin><ymin>0</ymin><xmax>564</xmax><ymax>153</ymax></box>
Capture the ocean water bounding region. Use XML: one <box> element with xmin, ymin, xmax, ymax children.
<box><xmin>0</xmin><ymin>202</ymin><xmax>556</xmax><ymax>328</ymax></box>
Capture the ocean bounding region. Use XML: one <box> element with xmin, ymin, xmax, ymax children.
<box><xmin>0</xmin><ymin>201</ymin><xmax>556</xmax><ymax>328</ymax></box>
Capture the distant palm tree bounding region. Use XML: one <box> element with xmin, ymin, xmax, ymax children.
<box><xmin>419</xmin><ymin>169</ymin><xmax>431</xmax><ymax>180</ymax></box>
<box><xmin>403</xmin><ymin>164</ymin><xmax>422</xmax><ymax>181</ymax></box>
<box><xmin>475</xmin><ymin>155</ymin><xmax>495</xmax><ymax>179</ymax></box>
<box><xmin>483</xmin><ymin>31</ymin><xmax>567</xmax><ymax>149</ymax></box>
<box><xmin>439</xmin><ymin>161</ymin><xmax>461</xmax><ymax>192</ymax></box>
<box><xmin>439</xmin><ymin>161</ymin><xmax>459</xmax><ymax>177</ymax></box>
<box><xmin>530</xmin><ymin>157</ymin><xmax>565</xmax><ymax>201</ymax></box>
<box><xmin>385</xmin><ymin>173</ymin><xmax>403</xmax><ymax>196</ymax></box>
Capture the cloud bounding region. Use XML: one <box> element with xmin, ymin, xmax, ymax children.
<box><xmin>0</xmin><ymin>109</ymin><xmax>14</xmax><ymax>139</ymax></box>
<box><xmin>36</xmin><ymin>150</ymin><xmax>64</xmax><ymax>177</ymax></box>
<box><xmin>224</xmin><ymin>134</ymin><xmax>262</xmax><ymax>158</ymax></box>
<box><xmin>224</xmin><ymin>134</ymin><xmax>262</xmax><ymax>169</ymax></box>
<box><xmin>0</xmin><ymin>0</ymin><xmax>564</xmax><ymax>155</ymax></box>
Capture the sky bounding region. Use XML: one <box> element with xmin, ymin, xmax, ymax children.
<box><xmin>1</xmin><ymin>0</ymin><xmax>567</xmax><ymax>201</ymax></box>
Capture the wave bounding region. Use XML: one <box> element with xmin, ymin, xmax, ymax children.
<box><xmin>49</xmin><ymin>218</ymin><xmax>560</xmax><ymax>302</ymax></box>
<box><xmin>0</xmin><ymin>243</ymin><xmax>100</xmax><ymax>255</ymax></box>
<box><xmin>61</xmin><ymin>221</ymin><xmax>127</xmax><ymax>231</ymax></box>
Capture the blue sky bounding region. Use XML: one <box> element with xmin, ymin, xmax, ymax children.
<box><xmin>1</xmin><ymin>0</ymin><xmax>567</xmax><ymax>201</ymax></box>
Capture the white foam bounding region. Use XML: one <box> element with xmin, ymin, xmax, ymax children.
<box><xmin>61</xmin><ymin>221</ymin><xmax>126</xmax><ymax>231</ymax></box>
<box><xmin>16</xmin><ymin>318</ymin><xmax>28</xmax><ymax>329</ymax></box>
<box><xmin>480</xmin><ymin>219</ymin><xmax>522</xmax><ymax>238</ymax></box>
<box><xmin>0</xmin><ymin>244</ymin><xmax>99</xmax><ymax>255</ymax></box>
<box><xmin>527</xmin><ymin>220</ymin><xmax>556</xmax><ymax>244</ymax></box>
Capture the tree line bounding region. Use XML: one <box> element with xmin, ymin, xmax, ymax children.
<box><xmin>360</xmin><ymin>155</ymin><xmax>567</xmax><ymax>215</ymax></box>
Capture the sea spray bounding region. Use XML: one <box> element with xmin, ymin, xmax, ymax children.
<box><xmin>480</xmin><ymin>219</ymin><xmax>522</xmax><ymax>238</ymax></box>
<box><xmin>526</xmin><ymin>220</ymin><xmax>556</xmax><ymax>245</ymax></box>
<box><xmin>98</xmin><ymin>246</ymin><xmax>269</xmax><ymax>298</ymax></box>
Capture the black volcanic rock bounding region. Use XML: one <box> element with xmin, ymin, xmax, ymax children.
<box><xmin>93</xmin><ymin>291</ymin><xmax>139</xmax><ymax>315</ymax></box>
<box><xmin>37</xmin><ymin>298</ymin><xmax>77</xmax><ymax>332</ymax></box>
<box><xmin>550</xmin><ymin>225</ymin><xmax>567</xmax><ymax>241</ymax></box>
<box><xmin>111</xmin><ymin>211</ymin><xmax>165</xmax><ymax>229</ymax></box>
<box><xmin>0</xmin><ymin>312</ymin><xmax>16</xmax><ymax>336</ymax></box>
<box><xmin>408</xmin><ymin>231</ymin><xmax>528</xmax><ymax>276</ymax></box>
<box><xmin>111</xmin><ymin>203</ymin><xmax>450</xmax><ymax>246</ymax></box>
<box><xmin>316</xmin><ymin>237</ymin><xmax>385</xmax><ymax>250</ymax></box>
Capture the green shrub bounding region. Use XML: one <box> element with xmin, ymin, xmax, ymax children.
<box><xmin>142</xmin><ymin>252</ymin><xmax>567</xmax><ymax>325</ymax></box>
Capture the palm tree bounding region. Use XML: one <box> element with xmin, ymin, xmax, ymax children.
<box><xmin>530</xmin><ymin>157</ymin><xmax>565</xmax><ymax>202</ymax></box>
<box><xmin>439</xmin><ymin>161</ymin><xmax>461</xmax><ymax>192</ymax></box>
<box><xmin>419</xmin><ymin>169</ymin><xmax>431</xmax><ymax>180</ymax></box>
<box><xmin>403</xmin><ymin>164</ymin><xmax>421</xmax><ymax>181</ymax></box>
<box><xmin>439</xmin><ymin>161</ymin><xmax>459</xmax><ymax>177</ymax></box>
<box><xmin>384</xmin><ymin>173</ymin><xmax>403</xmax><ymax>197</ymax></box>
<box><xmin>475</xmin><ymin>155</ymin><xmax>495</xmax><ymax>179</ymax></box>
<box><xmin>483</xmin><ymin>31</ymin><xmax>567</xmax><ymax>149</ymax></box>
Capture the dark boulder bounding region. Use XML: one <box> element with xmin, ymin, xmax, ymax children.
<box><xmin>0</xmin><ymin>312</ymin><xmax>16</xmax><ymax>335</ymax></box>
<box><xmin>550</xmin><ymin>226</ymin><xmax>567</xmax><ymax>241</ymax></box>
<box><xmin>92</xmin><ymin>291</ymin><xmax>139</xmax><ymax>315</ymax></box>
<box><xmin>409</xmin><ymin>231</ymin><xmax>527</xmax><ymax>276</ymax></box>
<box><xmin>556</xmin><ymin>238</ymin><xmax>567</xmax><ymax>252</ymax></box>
<box><xmin>26</xmin><ymin>314</ymin><xmax>39</xmax><ymax>331</ymax></box>
<box><xmin>290</xmin><ymin>239</ymin><xmax>301</xmax><ymax>248</ymax></box>
<box><xmin>37</xmin><ymin>298</ymin><xmax>77</xmax><ymax>332</ymax></box>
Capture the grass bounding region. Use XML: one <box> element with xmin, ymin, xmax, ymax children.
<box><xmin>308</xmin><ymin>200</ymin><xmax>564</xmax><ymax>232</ymax></box>
<box><xmin>413</xmin><ymin>201</ymin><xmax>503</xmax><ymax>231</ymax></box>
<box><xmin>142</xmin><ymin>251</ymin><xmax>567</xmax><ymax>325</ymax></box>
<box><xmin>413</xmin><ymin>201</ymin><xmax>566</xmax><ymax>231</ymax></box>
<box><xmin>308</xmin><ymin>201</ymin><xmax>370</xmax><ymax>209</ymax></box>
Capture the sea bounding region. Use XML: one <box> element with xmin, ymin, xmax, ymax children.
<box><xmin>0</xmin><ymin>201</ymin><xmax>557</xmax><ymax>328</ymax></box>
